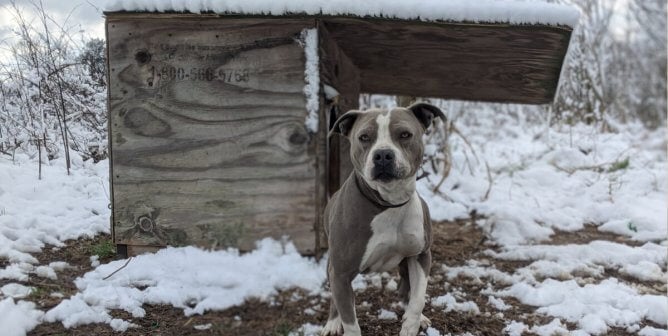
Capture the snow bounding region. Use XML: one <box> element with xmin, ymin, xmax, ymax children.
<box><xmin>639</xmin><ymin>326</ymin><xmax>668</xmax><ymax>336</ymax></box>
<box><xmin>420</xmin><ymin>107</ymin><xmax>667</xmax><ymax>246</ymax></box>
<box><xmin>378</xmin><ymin>308</ymin><xmax>398</xmax><ymax>320</ymax></box>
<box><xmin>620</xmin><ymin>261</ymin><xmax>666</xmax><ymax>282</ymax></box>
<box><xmin>487</xmin><ymin>241</ymin><xmax>667</xmax><ymax>282</ymax></box>
<box><xmin>385</xmin><ymin>278</ymin><xmax>398</xmax><ymax>291</ymax></box>
<box><xmin>42</xmin><ymin>294</ymin><xmax>137</xmax><ymax>331</ymax></box>
<box><xmin>106</xmin><ymin>0</ymin><xmax>579</xmax><ymax>27</ymax></box>
<box><xmin>89</xmin><ymin>255</ymin><xmax>100</xmax><ymax>267</ymax></box>
<box><xmin>0</xmin><ymin>155</ymin><xmax>110</xmax><ymax>335</ymax></box>
<box><xmin>34</xmin><ymin>265</ymin><xmax>57</xmax><ymax>280</ymax></box>
<box><xmin>431</xmin><ymin>293</ymin><xmax>480</xmax><ymax>314</ymax></box>
<box><xmin>48</xmin><ymin>261</ymin><xmax>69</xmax><ymax>272</ymax></box>
<box><xmin>45</xmin><ymin>239</ymin><xmax>326</xmax><ymax>328</ymax></box>
<box><xmin>300</xmin><ymin>28</ymin><xmax>320</xmax><ymax>133</ymax></box>
<box><xmin>0</xmin><ymin>298</ymin><xmax>44</xmax><ymax>336</ymax></box>
<box><xmin>193</xmin><ymin>323</ymin><xmax>212</xmax><ymax>330</ymax></box>
<box><xmin>0</xmin><ymin>155</ymin><xmax>110</xmax><ymax>281</ymax></box>
<box><xmin>504</xmin><ymin>320</ymin><xmax>528</xmax><ymax>336</ymax></box>
<box><xmin>1</xmin><ymin>284</ymin><xmax>33</xmax><ymax>299</ymax></box>
<box><xmin>496</xmin><ymin>278</ymin><xmax>667</xmax><ymax>334</ymax></box>
<box><xmin>530</xmin><ymin>318</ymin><xmax>569</xmax><ymax>336</ymax></box>
<box><xmin>487</xmin><ymin>296</ymin><xmax>511</xmax><ymax>311</ymax></box>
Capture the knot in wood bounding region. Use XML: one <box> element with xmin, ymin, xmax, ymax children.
<box><xmin>137</xmin><ymin>215</ymin><xmax>155</xmax><ymax>232</ymax></box>
<box><xmin>289</xmin><ymin>130</ymin><xmax>308</xmax><ymax>145</ymax></box>
<box><xmin>134</xmin><ymin>50</ymin><xmax>152</xmax><ymax>64</ymax></box>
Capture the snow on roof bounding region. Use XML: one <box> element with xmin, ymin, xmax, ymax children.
<box><xmin>105</xmin><ymin>0</ymin><xmax>579</xmax><ymax>27</ymax></box>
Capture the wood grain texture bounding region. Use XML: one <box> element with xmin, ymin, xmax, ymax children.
<box><xmin>321</xmin><ymin>18</ymin><xmax>572</xmax><ymax>104</ymax></box>
<box><xmin>317</xmin><ymin>23</ymin><xmax>360</xmax><ymax>252</ymax></box>
<box><xmin>107</xmin><ymin>17</ymin><xmax>319</xmax><ymax>253</ymax></box>
<box><xmin>319</xmin><ymin>23</ymin><xmax>359</xmax><ymax>196</ymax></box>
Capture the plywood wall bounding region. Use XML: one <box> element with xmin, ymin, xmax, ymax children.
<box><xmin>107</xmin><ymin>16</ymin><xmax>320</xmax><ymax>254</ymax></box>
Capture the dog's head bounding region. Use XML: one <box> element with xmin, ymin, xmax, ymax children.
<box><xmin>330</xmin><ymin>103</ymin><xmax>445</xmax><ymax>186</ymax></box>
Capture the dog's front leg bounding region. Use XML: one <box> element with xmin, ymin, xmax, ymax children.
<box><xmin>330</xmin><ymin>273</ymin><xmax>361</xmax><ymax>336</ymax></box>
<box><xmin>400</xmin><ymin>252</ymin><xmax>431</xmax><ymax>336</ymax></box>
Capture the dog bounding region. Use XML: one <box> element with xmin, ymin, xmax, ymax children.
<box><xmin>322</xmin><ymin>103</ymin><xmax>445</xmax><ymax>336</ymax></box>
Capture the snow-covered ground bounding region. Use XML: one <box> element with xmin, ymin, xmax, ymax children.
<box><xmin>0</xmin><ymin>107</ymin><xmax>665</xmax><ymax>336</ymax></box>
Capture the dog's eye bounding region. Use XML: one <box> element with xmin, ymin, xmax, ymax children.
<box><xmin>400</xmin><ymin>132</ymin><xmax>412</xmax><ymax>139</ymax></box>
<box><xmin>359</xmin><ymin>134</ymin><xmax>370</xmax><ymax>142</ymax></box>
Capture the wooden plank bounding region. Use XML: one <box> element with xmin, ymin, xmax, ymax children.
<box><xmin>321</xmin><ymin>18</ymin><xmax>572</xmax><ymax>104</ymax></box>
<box><xmin>105</xmin><ymin>18</ymin><xmax>116</xmax><ymax>243</ymax></box>
<box><xmin>317</xmin><ymin>23</ymin><xmax>361</xmax><ymax>253</ymax></box>
<box><xmin>107</xmin><ymin>17</ymin><xmax>318</xmax><ymax>253</ymax></box>
<box><xmin>127</xmin><ymin>244</ymin><xmax>161</xmax><ymax>257</ymax></box>
<box><xmin>318</xmin><ymin>23</ymin><xmax>359</xmax><ymax>196</ymax></box>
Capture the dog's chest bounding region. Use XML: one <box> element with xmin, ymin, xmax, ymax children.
<box><xmin>359</xmin><ymin>193</ymin><xmax>425</xmax><ymax>273</ymax></box>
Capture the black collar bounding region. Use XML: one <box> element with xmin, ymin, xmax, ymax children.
<box><xmin>354</xmin><ymin>173</ymin><xmax>410</xmax><ymax>209</ymax></box>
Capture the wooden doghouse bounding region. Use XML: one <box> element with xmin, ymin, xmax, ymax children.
<box><xmin>105</xmin><ymin>5</ymin><xmax>576</xmax><ymax>257</ymax></box>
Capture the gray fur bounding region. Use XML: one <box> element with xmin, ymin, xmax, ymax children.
<box><xmin>322</xmin><ymin>103</ymin><xmax>444</xmax><ymax>335</ymax></box>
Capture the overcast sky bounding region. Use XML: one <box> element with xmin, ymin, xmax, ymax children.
<box><xmin>0</xmin><ymin>0</ymin><xmax>106</xmax><ymax>45</ymax></box>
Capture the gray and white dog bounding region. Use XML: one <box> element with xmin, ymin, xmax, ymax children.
<box><xmin>322</xmin><ymin>103</ymin><xmax>445</xmax><ymax>336</ymax></box>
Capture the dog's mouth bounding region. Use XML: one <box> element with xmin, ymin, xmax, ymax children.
<box><xmin>372</xmin><ymin>166</ymin><xmax>399</xmax><ymax>182</ymax></box>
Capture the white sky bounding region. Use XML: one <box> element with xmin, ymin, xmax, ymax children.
<box><xmin>0</xmin><ymin>0</ymin><xmax>106</xmax><ymax>44</ymax></box>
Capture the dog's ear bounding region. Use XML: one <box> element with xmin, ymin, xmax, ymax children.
<box><xmin>407</xmin><ymin>103</ymin><xmax>446</xmax><ymax>130</ymax></box>
<box><xmin>329</xmin><ymin>110</ymin><xmax>361</xmax><ymax>138</ymax></box>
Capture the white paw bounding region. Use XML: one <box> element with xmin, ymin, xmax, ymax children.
<box><xmin>321</xmin><ymin>317</ymin><xmax>343</xmax><ymax>336</ymax></box>
<box><xmin>419</xmin><ymin>314</ymin><xmax>431</xmax><ymax>330</ymax></box>
<box><xmin>399</xmin><ymin>317</ymin><xmax>420</xmax><ymax>336</ymax></box>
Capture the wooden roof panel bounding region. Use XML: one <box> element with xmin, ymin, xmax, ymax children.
<box><xmin>322</xmin><ymin>18</ymin><xmax>572</xmax><ymax>104</ymax></box>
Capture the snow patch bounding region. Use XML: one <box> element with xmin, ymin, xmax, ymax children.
<box><xmin>193</xmin><ymin>323</ymin><xmax>212</xmax><ymax>330</ymax></box>
<box><xmin>0</xmin><ymin>157</ymin><xmax>110</xmax><ymax>281</ymax></box>
<box><xmin>487</xmin><ymin>296</ymin><xmax>511</xmax><ymax>311</ymax></box>
<box><xmin>639</xmin><ymin>326</ymin><xmax>668</xmax><ymax>336</ymax></box>
<box><xmin>106</xmin><ymin>0</ymin><xmax>579</xmax><ymax>27</ymax></box>
<box><xmin>34</xmin><ymin>265</ymin><xmax>57</xmax><ymax>280</ymax></box>
<box><xmin>420</xmin><ymin>113</ymin><xmax>667</xmax><ymax>246</ymax></box>
<box><xmin>503</xmin><ymin>320</ymin><xmax>527</xmax><ymax>336</ymax></box>
<box><xmin>1</xmin><ymin>284</ymin><xmax>33</xmax><ymax>299</ymax></box>
<box><xmin>377</xmin><ymin>308</ymin><xmax>398</xmax><ymax>320</ymax></box>
<box><xmin>431</xmin><ymin>293</ymin><xmax>480</xmax><ymax>314</ymax></box>
<box><xmin>0</xmin><ymin>298</ymin><xmax>44</xmax><ymax>336</ymax></box>
<box><xmin>300</xmin><ymin>28</ymin><xmax>319</xmax><ymax>133</ymax></box>
<box><xmin>488</xmin><ymin>241</ymin><xmax>667</xmax><ymax>282</ymax></box>
<box><xmin>385</xmin><ymin>278</ymin><xmax>398</xmax><ymax>292</ymax></box>
<box><xmin>495</xmin><ymin>278</ymin><xmax>667</xmax><ymax>334</ymax></box>
<box><xmin>529</xmin><ymin>318</ymin><xmax>569</xmax><ymax>336</ymax></box>
<box><xmin>46</xmin><ymin>239</ymin><xmax>326</xmax><ymax>330</ymax></box>
<box><xmin>89</xmin><ymin>255</ymin><xmax>100</xmax><ymax>268</ymax></box>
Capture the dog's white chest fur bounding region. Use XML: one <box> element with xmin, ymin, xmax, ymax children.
<box><xmin>359</xmin><ymin>192</ymin><xmax>425</xmax><ymax>273</ymax></box>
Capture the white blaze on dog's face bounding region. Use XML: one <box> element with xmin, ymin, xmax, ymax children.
<box><xmin>360</xmin><ymin>110</ymin><xmax>415</xmax><ymax>183</ymax></box>
<box><xmin>330</xmin><ymin>103</ymin><xmax>445</xmax><ymax>201</ymax></box>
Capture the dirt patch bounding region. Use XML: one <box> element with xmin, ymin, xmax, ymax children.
<box><xmin>1</xmin><ymin>234</ymin><xmax>117</xmax><ymax>311</ymax></box>
<box><xmin>548</xmin><ymin>224</ymin><xmax>644</xmax><ymax>246</ymax></box>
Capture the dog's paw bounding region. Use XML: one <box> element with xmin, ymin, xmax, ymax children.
<box><xmin>321</xmin><ymin>317</ymin><xmax>343</xmax><ymax>336</ymax></box>
<box><xmin>419</xmin><ymin>314</ymin><xmax>431</xmax><ymax>329</ymax></box>
<box><xmin>399</xmin><ymin>317</ymin><xmax>420</xmax><ymax>336</ymax></box>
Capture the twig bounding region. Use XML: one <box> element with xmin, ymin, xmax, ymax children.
<box><xmin>431</xmin><ymin>142</ymin><xmax>452</xmax><ymax>192</ymax></box>
<box><xmin>103</xmin><ymin>257</ymin><xmax>133</xmax><ymax>280</ymax></box>
<box><xmin>482</xmin><ymin>160</ymin><xmax>493</xmax><ymax>201</ymax></box>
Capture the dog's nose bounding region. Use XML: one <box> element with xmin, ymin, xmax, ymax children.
<box><xmin>373</xmin><ymin>149</ymin><xmax>395</xmax><ymax>166</ymax></box>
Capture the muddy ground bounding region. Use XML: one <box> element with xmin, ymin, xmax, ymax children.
<box><xmin>15</xmin><ymin>220</ymin><xmax>666</xmax><ymax>336</ymax></box>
